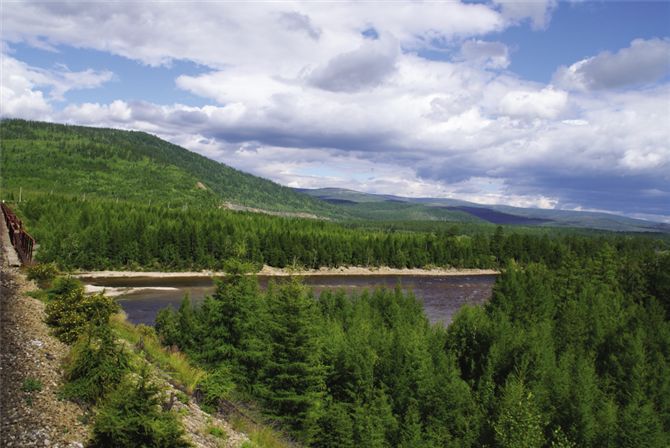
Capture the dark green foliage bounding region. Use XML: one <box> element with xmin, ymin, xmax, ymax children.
<box><xmin>446</xmin><ymin>246</ymin><xmax>670</xmax><ymax>448</ymax></box>
<box><xmin>154</xmin><ymin>246</ymin><xmax>670</xmax><ymax>446</ymax></box>
<box><xmin>60</xmin><ymin>324</ymin><xmax>130</xmax><ymax>404</ymax></box>
<box><xmin>89</xmin><ymin>366</ymin><xmax>191</xmax><ymax>448</ymax></box>
<box><xmin>44</xmin><ymin>277</ymin><xmax>119</xmax><ymax>344</ymax></box>
<box><xmin>196</xmin><ymin>366</ymin><xmax>234</xmax><ymax>413</ymax></box>
<box><xmin>259</xmin><ymin>279</ymin><xmax>325</xmax><ymax>442</ymax></box>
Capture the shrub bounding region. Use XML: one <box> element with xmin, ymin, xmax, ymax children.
<box><xmin>60</xmin><ymin>324</ymin><xmax>129</xmax><ymax>404</ymax></box>
<box><xmin>196</xmin><ymin>366</ymin><xmax>234</xmax><ymax>412</ymax></box>
<box><xmin>45</xmin><ymin>277</ymin><xmax>119</xmax><ymax>344</ymax></box>
<box><xmin>89</xmin><ymin>365</ymin><xmax>191</xmax><ymax>448</ymax></box>
<box><xmin>26</xmin><ymin>262</ymin><xmax>59</xmax><ymax>288</ymax></box>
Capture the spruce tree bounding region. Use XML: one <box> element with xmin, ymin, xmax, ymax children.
<box><xmin>259</xmin><ymin>277</ymin><xmax>325</xmax><ymax>442</ymax></box>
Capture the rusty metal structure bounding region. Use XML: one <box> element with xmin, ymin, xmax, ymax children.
<box><xmin>1</xmin><ymin>202</ymin><xmax>35</xmax><ymax>265</ymax></box>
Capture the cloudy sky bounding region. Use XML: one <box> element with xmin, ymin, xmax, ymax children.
<box><xmin>2</xmin><ymin>1</ymin><xmax>669</xmax><ymax>221</ymax></box>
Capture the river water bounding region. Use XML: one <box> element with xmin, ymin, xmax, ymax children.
<box><xmin>80</xmin><ymin>274</ymin><xmax>497</xmax><ymax>326</ymax></box>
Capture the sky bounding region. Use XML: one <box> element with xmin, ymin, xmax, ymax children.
<box><xmin>1</xmin><ymin>1</ymin><xmax>669</xmax><ymax>222</ymax></box>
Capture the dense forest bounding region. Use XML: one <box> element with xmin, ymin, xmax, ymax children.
<box><xmin>12</xmin><ymin>193</ymin><xmax>667</xmax><ymax>272</ymax></box>
<box><xmin>154</xmin><ymin>245</ymin><xmax>670</xmax><ymax>447</ymax></box>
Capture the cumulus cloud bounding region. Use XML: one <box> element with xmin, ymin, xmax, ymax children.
<box><xmin>278</xmin><ymin>11</ymin><xmax>321</xmax><ymax>40</ymax></box>
<box><xmin>460</xmin><ymin>40</ymin><xmax>509</xmax><ymax>69</ymax></box>
<box><xmin>554</xmin><ymin>38</ymin><xmax>670</xmax><ymax>91</ymax></box>
<box><xmin>499</xmin><ymin>87</ymin><xmax>568</xmax><ymax>119</ymax></box>
<box><xmin>0</xmin><ymin>53</ymin><xmax>112</xmax><ymax>117</ymax></box>
<box><xmin>1</xmin><ymin>2</ymin><xmax>505</xmax><ymax>71</ymax></box>
<box><xmin>308</xmin><ymin>37</ymin><xmax>399</xmax><ymax>92</ymax></box>
<box><xmin>493</xmin><ymin>0</ymin><xmax>557</xmax><ymax>30</ymax></box>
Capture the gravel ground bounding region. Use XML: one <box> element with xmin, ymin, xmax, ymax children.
<box><xmin>0</xmin><ymin>253</ymin><xmax>89</xmax><ymax>446</ymax></box>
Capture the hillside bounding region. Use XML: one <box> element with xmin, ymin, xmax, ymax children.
<box><xmin>0</xmin><ymin>119</ymin><xmax>339</xmax><ymax>216</ymax></box>
<box><xmin>300</xmin><ymin>188</ymin><xmax>670</xmax><ymax>233</ymax></box>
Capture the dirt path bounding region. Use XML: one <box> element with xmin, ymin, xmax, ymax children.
<box><xmin>0</xmin><ymin>236</ymin><xmax>89</xmax><ymax>446</ymax></box>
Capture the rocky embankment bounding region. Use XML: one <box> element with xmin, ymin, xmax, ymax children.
<box><xmin>0</xmin><ymin>253</ymin><xmax>89</xmax><ymax>446</ymax></box>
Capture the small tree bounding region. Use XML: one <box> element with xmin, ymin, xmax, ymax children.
<box><xmin>61</xmin><ymin>323</ymin><xmax>129</xmax><ymax>404</ymax></box>
<box><xmin>90</xmin><ymin>365</ymin><xmax>191</xmax><ymax>448</ymax></box>
<box><xmin>45</xmin><ymin>277</ymin><xmax>118</xmax><ymax>344</ymax></box>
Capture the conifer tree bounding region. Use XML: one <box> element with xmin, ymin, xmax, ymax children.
<box><xmin>259</xmin><ymin>277</ymin><xmax>325</xmax><ymax>442</ymax></box>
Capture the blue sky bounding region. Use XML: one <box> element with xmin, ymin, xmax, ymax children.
<box><xmin>2</xmin><ymin>1</ymin><xmax>669</xmax><ymax>221</ymax></box>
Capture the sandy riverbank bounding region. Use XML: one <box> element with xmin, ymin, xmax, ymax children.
<box><xmin>74</xmin><ymin>265</ymin><xmax>499</xmax><ymax>279</ymax></box>
<box><xmin>84</xmin><ymin>284</ymin><xmax>180</xmax><ymax>297</ymax></box>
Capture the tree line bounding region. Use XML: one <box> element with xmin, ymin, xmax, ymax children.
<box><xmin>15</xmin><ymin>194</ymin><xmax>665</xmax><ymax>273</ymax></box>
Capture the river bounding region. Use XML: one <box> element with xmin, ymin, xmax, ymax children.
<box><xmin>80</xmin><ymin>274</ymin><xmax>497</xmax><ymax>326</ymax></box>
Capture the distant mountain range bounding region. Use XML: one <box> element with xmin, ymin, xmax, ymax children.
<box><xmin>1</xmin><ymin>119</ymin><xmax>667</xmax><ymax>234</ymax></box>
<box><xmin>298</xmin><ymin>188</ymin><xmax>670</xmax><ymax>233</ymax></box>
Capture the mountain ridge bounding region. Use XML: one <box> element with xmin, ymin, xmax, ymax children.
<box><xmin>298</xmin><ymin>187</ymin><xmax>670</xmax><ymax>233</ymax></box>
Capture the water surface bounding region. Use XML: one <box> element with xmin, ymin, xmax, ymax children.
<box><xmin>81</xmin><ymin>275</ymin><xmax>497</xmax><ymax>326</ymax></box>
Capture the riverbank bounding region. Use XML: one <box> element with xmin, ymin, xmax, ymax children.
<box><xmin>74</xmin><ymin>265</ymin><xmax>499</xmax><ymax>279</ymax></box>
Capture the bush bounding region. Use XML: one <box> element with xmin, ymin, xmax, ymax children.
<box><xmin>45</xmin><ymin>277</ymin><xmax>119</xmax><ymax>344</ymax></box>
<box><xmin>196</xmin><ymin>366</ymin><xmax>234</xmax><ymax>412</ymax></box>
<box><xmin>60</xmin><ymin>324</ymin><xmax>129</xmax><ymax>404</ymax></box>
<box><xmin>26</xmin><ymin>262</ymin><xmax>59</xmax><ymax>288</ymax></box>
<box><xmin>89</xmin><ymin>366</ymin><xmax>191</xmax><ymax>448</ymax></box>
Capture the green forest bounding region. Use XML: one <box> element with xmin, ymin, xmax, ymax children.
<box><xmin>154</xmin><ymin>246</ymin><xmax>670</xmax><ymax>447</ymax></box>
<box><xmin>13</xmin><ymin>192</ymin><xmax>667</xmax><ymax>273</ymax></box>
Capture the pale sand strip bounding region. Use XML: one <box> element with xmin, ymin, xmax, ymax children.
<box><xmin>74</xmin><ymin>265</ymin><xmax>499</xmax><ymax>279</ymax></box>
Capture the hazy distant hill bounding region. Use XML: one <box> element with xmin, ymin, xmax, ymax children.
<box><xmin>299</xmin><ymin>188</ymin><xmax>670</xmax><ymax>233</ymax></box>
<box><xmin>0</xmin><ymin>119</ymin><xmax>339</xmax><ymax>216</ymax></box>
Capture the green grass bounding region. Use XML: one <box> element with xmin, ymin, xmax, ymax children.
<box><xmin>207</xmin><ymin>424</ymin><xmax>227</xmax><ymax>439</ymax></box>
<box><xmin>110</xmin><ymin>313</ymin><xmax>205</xmax><ymax>394</ymax></box>
<box><xmin>21</xmin><ymin>377</ymin><xmax>43</xmax><ymax>393</ymax></box>
<box><xmin>230</xmin><ymin>415</ymin><xmax>292</xmax><ymax>448</ymax></box>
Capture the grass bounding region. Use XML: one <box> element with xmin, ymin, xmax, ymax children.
<box><xmin>207</xmin><ymin>424</ymin><xmax>227</xmax><ymax>439</ymax></box>
<box><xmin>230</xmin><ymin>415</ymin><xmax>293</xmax><ymax>448</ymax></box>
<box><xmin>21</xmin><ymin>377</ymin><xmax>43</xmax><ymax>393</ymax></box>
<box><xmin>110</xmin><ymin>313</ymin><xmax>206</xmax><ymax>393</ymax></box>
<box><xmin>25</xmin><ymin>289</ymin><xmax>48</xmax><ymax>302</ymax></box>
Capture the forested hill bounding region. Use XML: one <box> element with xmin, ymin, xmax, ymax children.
<box><xmin>0</xmin><ymin>119</ymin><xmax>338</xmax><ymax>216</ymax></box>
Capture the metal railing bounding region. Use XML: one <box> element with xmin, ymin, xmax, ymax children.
<box><xmin>1</xmin><ymin>202</ymin><xmax>35</xmax><ymax>265</ymax></box>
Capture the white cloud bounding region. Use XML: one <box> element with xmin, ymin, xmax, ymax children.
<box><xmin>0</xmin><ymin>53</ymin><xmax>112</xmax><ymax>118</ymax></box>
<box><xmin>554</xmin><ymin>38</ymin><xmax>670</xmax><ymax>91</ymax></box>
<box><xmin>499</xmin><ymin>87</ymin><xmax>568</xmax><ymax>119</ymax></box>
<box><xmin>1</xmin><ymin>55</ymin><xmax>51</xmax><ymax>118</ymax></box>
<box><xmin>1</xmin><ymin>2</ymin><xmax>506</xmax><ymax>72</ymax></box>
<box><xmin>460</xmin><ymin>40</ymin><xmax>509</xmax><ymax>69</ymax></box>
<box><xmin>493</xmin><ymin>0</ymin><xmax>557</xmax><ymax>30</ymax></box>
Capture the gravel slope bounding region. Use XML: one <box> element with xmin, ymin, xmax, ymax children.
<box><xmin>0</xmin><ymin>255</ymin><xmax>89</xmax><ymax>446</ymax></box>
